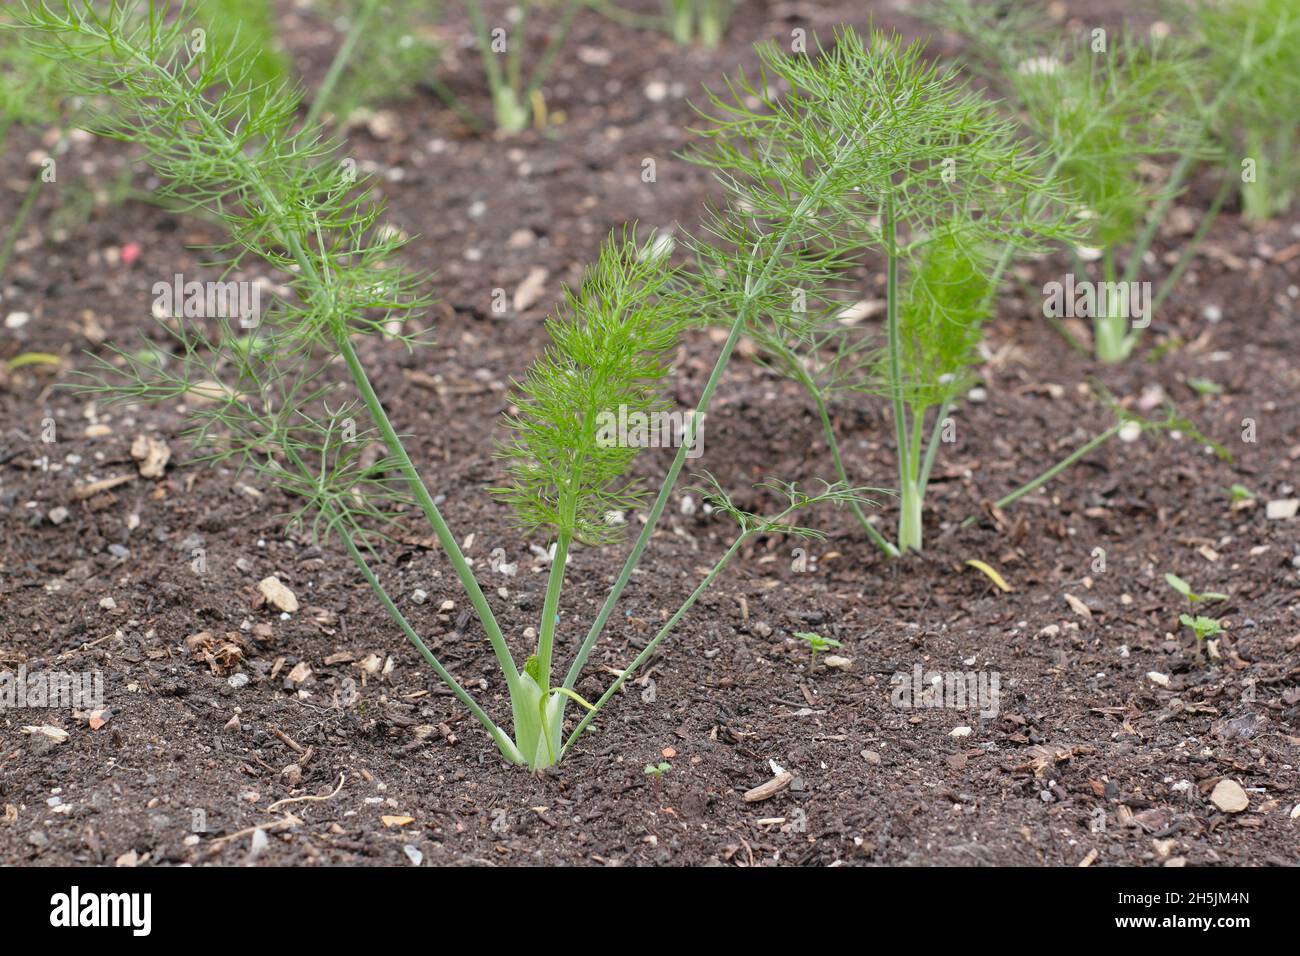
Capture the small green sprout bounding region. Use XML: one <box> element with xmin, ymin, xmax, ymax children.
<box><xmin>643</xmin><ymin>761</ymin><xmax>671</xmax><ymax>801</ymax></box>
<box><xmin>1227</xmin><ymin>484</ymin><xmax>1256</xmax><ymax>503</ymax></box>
<box><xmin>1164</xmin><ymin>573</ymin><xmax>1229</xmax><ymax>605</ymax></box>
<box><xmin>794</xmin><ymin>631</ymin><xmax>841</xmax><ymax>670</ymax></box>
<box><xmin>1187</xmin><ymin>377</ymin><xmax>1223</xmax><ymax>396</ymax></box>
<box><xmin>1179</xmin><ymin>613</ymin><xmax>1224</xmax><ymax>649</ymax></box>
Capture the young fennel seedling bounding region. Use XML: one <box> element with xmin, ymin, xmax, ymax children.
<box><xmin>18</xmin><ymin>0</ymin><xmax>866</xmax><ymax>770</ymax></box>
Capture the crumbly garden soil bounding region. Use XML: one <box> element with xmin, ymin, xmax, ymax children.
<box><xmin>1</xmin><ymin>1</ymin><xmax>1297</xmax><ymax>867</ymax></box>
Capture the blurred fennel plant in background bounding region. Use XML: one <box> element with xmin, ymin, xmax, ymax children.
<box><xmin>1193</xmin><ymin>0</ymin><xmax>1300</xmax><ymax>222</ymax></box>
<box><xmin>924</xmin><ymin>0</ymin><xmax>1297</xmax><ymax>361</ymax></box>
<box><xmin>305</xmin><ymin>0</ymin><xmax>444</xmax><ymax>127</ymax></box>
<box><xmin>460</xmin><ymin>0</ymin><xmax>582</xmax><ymax>134</ymax></box>
<box><xmin>664</xmin><ymin>0</ymin><xmax>731</xmax><ymax>48</ymax></box>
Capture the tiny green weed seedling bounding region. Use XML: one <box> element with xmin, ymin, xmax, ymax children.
<box><xmin>644</xmin><ymin>760</ymin><xmax>670</xmax><ymax>801</ymax></box>
<box><xmin>17</xmin><ymin>0</ymin><xmax>864</xmax><ymax>770</ymax></box>
<box><xmin>1166</xmin><ymin>572</ymin><xmax>1228</xmax><ymax>655</ymax></box>
<box><xmin>642</xmin><ymin>764</ymin><xmax>670</xmax><ymax>790</ymax></box>
<box><xmin>794</xmin><ymin>631</ymin><xmax>840</xmax><ymax>670</ymax></box>
<box><xmin>1164</xmin><ymin>573</ymin><xmax>1229</xmax><ymax>607</ymax></box>
<box><xmin>1179</xmin><ymin>613</ymin><xmax>1224</xmax><ymax>652</ymax></box>
<box><xmin>1226</xmin><ymin>483</ymin><xmax>1256</xmax><ymax>505</ymax></box>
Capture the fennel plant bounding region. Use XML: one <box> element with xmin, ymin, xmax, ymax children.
<box><xmin>664</xmin><ymin>0</ymin><xmax>731</xmax><ymax>48</ymax></box>
<box><xmin>306</xmin><ymin>0</ymin><xmax>444</xmax><ymax>128</ymax></box>
<box><xmin>1005</xmin><ymin>29</ymin><xmax>1206</xmax><ymax>363</ymax></box>
<box><xmin>16</xmin><ymin>0</ymin><xmax>864</xmax><ymax>770</ymax></box>
<box><xmin>924</xmin><ymin>0</ymin><xmax>1274</xmax><ymax>362</ymax></box>
<box><xmin>690</xmin><ymin>28</ymin><xmax>1075</xmax><ymax>554</ymax></box>
<box><xmin>1194</xmin><ymin>0</ymin><xmax>1300</xmax><ymax>222</ymax></box>
<box><xmin>460</xmin><ymin>0</ymin><xmax>582</xmax><ymax>134</ymax></box>
<box><xmin>0</xmin><ymin>10</ymin><xmax>65</xmax><ymax>283</ymax></box>
<box><xmin>191</xmin><ymin>0</ymin><xmax>288</xmax><ymax>106</ymax></box>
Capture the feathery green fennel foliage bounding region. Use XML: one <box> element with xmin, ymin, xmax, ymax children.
<box><xmin>923</xmin><ymin>2</ymin><xmax>1220</xmax><ymax>362</ymax></box>
<box><xmin>494</xmin><ymin>233</ymin><xmax>681</xmax><ymax>547</ymax></box>
<box><xmin>689</xmin><ymin>27</ymin><xmax>1076</xmax><ymax>554</ymax></box>
<box><xmin>885</xmin><ymin>219</ymin><xmax>995</xmax><ymax>412</ymax></box>
<box><xmin>1194</xmin><ymin>0</ymin><xmax>1300</xmax><ymax>221</ymax></box>
<box><xmin>0</xmin><ymin>13</ymin><xmax>63</xmax><ymax>140</ymax></box>
<box><xmin>190</xmin><ymin>0</ymin><xmax>289</xmax><ymax>107</ymax></box>
<box><xmin>19</xmin><ymin>0</ymin><xmax>858</xmax><ymax>771</ymax></box>
<box><xmin>1013</xmin><ymin>30</ymin><xmax>1210</xmax><ymax>362</ymax></box>
<box><xmin>14</xmin><ymin>0</ymin><xmax>431</xmax><ymax>508</ymax></box>
<box><xmin>1006</xmin><ymin>29</ymin><xmax>1205</xmax><ymax>246</ymax></box>
<box><xmin>307</xmin><ymin>0</ymin><xmax>443</xmax><ymax>126</ymax></box>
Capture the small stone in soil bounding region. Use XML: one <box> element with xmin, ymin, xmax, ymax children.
<box><xmin>258</xmin><ymin>576</ymin><xmax>299</xmax><ymax>613</ymax></box>
<box><xmin>1210</xmin><ymin>779</ymin><xmax>1249</xmax><ymax>813</ymax></box>
<box><xmin>1266</xmin><ymin>498</ymin><xmax>1299</xmax><ymax>520</ymax></box>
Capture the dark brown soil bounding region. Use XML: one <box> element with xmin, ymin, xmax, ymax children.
<box><xmin>1</xmin><ymin>1</ymin><xmax>1297</xmax><ymax>867</ymax></box>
